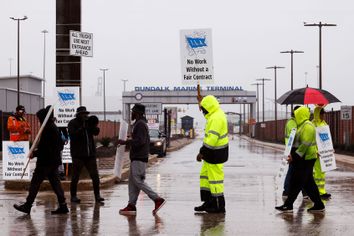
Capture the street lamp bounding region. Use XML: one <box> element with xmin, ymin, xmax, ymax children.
<box><xmin>10</xmin><ymin>16</ymin><xmax>28</xmax><ymax>106</ymax></box>
<box><xmin>41</xmin><ymin>30</ymin><xmax>48</xmax><ymax>100</ymax></box>
<box><xmin>251</xmin><ymin>82</ymin><xmax>262</xmax><ymax>123</ymax></box>
<box><xmin>122</xmin><ymin>79</ymin><xmax>128</xmax><ymax>92</ymax></box>
<box><xmin>100</xmin><ymin>68</ymin><xmax>108</xmax><ymax>121</ymax></box>
<box><xmin>304</xmin><ymin>21</ymin><xmax>336</xmax><ymax>89</ymax></box>
<box><xmin>256</xmin><ymin>78</ymin><xmax>271</xmax><ymax>123</ymax></box>
<box><xmin>266</xmin><ymin>66</ymin><xmax>285</xmax><ymax>142</ymax></box>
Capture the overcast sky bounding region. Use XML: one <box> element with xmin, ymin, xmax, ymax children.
<box><xmin>1</xmin><ymin>0</ymin><xmax>353</xmax><ymax>122</ymax></box>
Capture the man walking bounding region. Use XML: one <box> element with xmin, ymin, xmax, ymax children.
<box><xmin>118</xmin><ymin>104</ymin><xmax>165</xmax><ymax>215</ymax></box>
<box><xmin>194</xmin><ymin>95</ymin><xmax>229</xmax><ymax>213</ymax></box>
<box><xmin>7</xmin><ymin>105</ymin><xmax>31</xmax><ymax>141</ymax></box>
<box><xmin>68</xmin><ymin>106</ymin><xmax>104</xmax><ymax>203</ymax></box>
<box><xmin>13</xmin><ymin>106</ymin><xmax>69</xmax><ymax>214</ymax></box>
<box><xmin>276</xmin><ymin>106</ymin><xmax>325</xmax><ymax>213</ymax></box>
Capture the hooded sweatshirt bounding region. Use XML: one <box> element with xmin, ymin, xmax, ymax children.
<box><xmin>34</xmin><ymin>108</ymin><xmax>62</xmax><ymax>166</ymax></box>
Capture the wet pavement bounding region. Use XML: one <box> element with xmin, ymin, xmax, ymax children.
<box><xmin>1</xmin><ymin>136</ymin><xmax>354</xmax><ymax>235</ymax></box>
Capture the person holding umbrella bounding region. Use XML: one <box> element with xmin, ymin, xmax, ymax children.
<box><xmin>275</xmin><ymin>106</ymin><xmax>325</xmax><ymax>213</ymax></box>
<box><xmin>312</xmin><ymin>106</ymin><xmax>331</xmax><ymax>200</ymax></box>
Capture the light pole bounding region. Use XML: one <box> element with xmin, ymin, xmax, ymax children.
<box><xmin>10</xmin><ymin>16</ymin><xmax>28</xmax><ymax>106</ymax></box>
<box><xmin>100</xmin><ymin>68</ymin><xmax>108</xmax><ymax>121</ymax></box>
<box><xmin>304</xmin><ymin>21</ymin><xmax>336</xmax><ymax>89</ymax></box>
<box><xmin>251</xmin><ymin>82</ymin><xmax>262</xmax><ymax>123</ymax></box>
<box><xmin>122</xmin><ymin>79</ymin><xmax>128</xmax><ymax>92</ymax></box>
<box><xmin>9</xmin><ymin>58</ymin><xmax>13</xmax><ymax>76</ymax></box>
<box><xmin>266</xmin><ymin>66</ymin><xmax>285</xmax><ymax>142</ymax></box>
<box><xmin>256</xmin><ymin>78</ymin><xmax>271</xmax><ymax>123</ymax></box>
<box><xmin>41</xmin><ymin>30</ymin><xmax>48</xmax><ymax>99</ymax></box>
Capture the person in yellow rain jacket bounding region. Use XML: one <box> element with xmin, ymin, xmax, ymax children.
<box><xmin>195</xmin><ymin>95</ymin><xmax>228</xmax><ymax>213</ymax></box>
<box><xmin>7</xmin><ymin>105</ymin><xmax>31</xmax><ymax>141</ymax></box>
<box><xmin>276</xmin><ymin>106</ymin><xmax>325</xmax><ymax>213</ymax></box>
<box><xmin>312</xmin><ymin>106</ymin><xmax>331</xmax><ymax>200</ymax></box>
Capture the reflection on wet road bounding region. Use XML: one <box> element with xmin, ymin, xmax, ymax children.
<box><xmin>1</xmin><ymin>136</ymin><xmax>354</xmax><ymax>235</ymax></box>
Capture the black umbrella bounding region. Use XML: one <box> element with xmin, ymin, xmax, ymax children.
<box><xmin>277</xmin><ymin>87</ymin><xmax>341</xmax><ymax>105</ymax></box>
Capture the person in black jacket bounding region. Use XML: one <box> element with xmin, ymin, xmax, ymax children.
<box><xmin>68</xmin><ymin>106</ymin><xmax>104</xmax><ymax>203</ymax></box>
<box><xmin>13</xmin><ymin>106</ymin><xmax>69</xmax><ymax>215</ymax></box>
<box><xmin>117</xmin><ymin>104</ymin><xmax>165</xmax><ymax>215</ymax></box>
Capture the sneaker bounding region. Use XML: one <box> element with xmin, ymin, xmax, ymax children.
<box><xmin>275</xmin><ymin>205</ymin><xmax>293</xmax><ymax>213</ymax></box>
<box><xmin>95</xmin><ymin>196</ymin><xmax>105</xmax><ymax>203</ymax></box>
<box><xmin>51</xmin><ymin>203</ymin><xmax>69</xmax><ymax>214</ymax></box>
<box><xmin>71</xmin><ymin>196</ymin><xmax>81</xmax><ymax>203</ymax></box>
<box><xmin>307</xmin><ymin>205</ymin><xmax>325</xmax><ymax>213</ymax></box>
<box><xmin>320</xmin><ymin>193</ymin><xmax>331</xmax><ymax>200</ymax></box>
<box><xmin>153</xmin><ymin>198</ymin><xmax>166</xmax><ymax>215</ymax></box>
<box><xmin>119</xmin><ymin>204</ymin><xmax>137</xmax><ymax>216</ymax></box>
<box><xmin>13</xmin><ymin>203</ymin><xmax>32</xmax><ymax>214</ymax></box>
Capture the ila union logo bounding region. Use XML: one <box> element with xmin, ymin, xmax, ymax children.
<box><xmin>319</xmin><ymin>133</ymin><xmax>330</xmax><ymax>142</ymax></box>
<box><xmin>58</xmin><ymin>91</ymin><xmax>76</xmax><ymax>106</ymax></box>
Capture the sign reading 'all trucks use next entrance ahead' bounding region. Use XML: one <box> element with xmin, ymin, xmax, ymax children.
<box><xmin>70</xmin><ymin>30</ymin><xmax>93</xmax><ymax>57</ymax></box>
<box><xmin>180</xmin><ymin>28</ymin><xmax>214</xmax><ymax>84</ymax></box>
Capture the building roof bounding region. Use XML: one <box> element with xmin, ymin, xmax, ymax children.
<box><xmin>0</xmin><ymin>75</ymin><xmax>44</xmax><ymax>81</ymax></box>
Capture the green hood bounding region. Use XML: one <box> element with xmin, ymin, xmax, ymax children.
<box><xmin>294</xmin><ymin>106</ymin><xmax>310</xmax><ymax>126</ymax></box>
<box><xmin>313</xmin><ymin>106</ymin><xmax>322</xmax><ymax>123</ymax></box>
<box><xmin>201</xmin><ymin>95</ymin><xmax>220</xmax><ymax>117</ymax></box>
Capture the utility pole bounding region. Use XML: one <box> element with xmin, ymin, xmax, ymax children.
<box><xmin>304</xmin><ymin>21</ymin><xmax>336</xmax><ymax>89</ymax></box>
<box><xmin>266</xmin><ymin>66</ymin><xmax>285</xmax><ymax>142</ymax></box>
<box><xmin>256</xmin><ymin>78</ymin><xmax>271</xmax><ymax>123</ymax></box>
<box><xmin>10</xmin><ymin>16</ymin><xmax>28</xmax><ymax>106</ymax></box>
<box><xmin>100</xmin><ymin>68</ymin><xmax>108</xmax><ymax>121</ymax></box>
<box><xmin>41</xmin><ymin>30</ymin><xmax>48</xmax><ymax>99</ymax></box>
<box><xmin>280</xmin><ymin>50</ymin><xmax>304</xmax><ymax>111</ymax></box>
<box><xmin>251</xmin><ymin>82</ymin><xmax>262</xmax><ymax>123</ymax></box>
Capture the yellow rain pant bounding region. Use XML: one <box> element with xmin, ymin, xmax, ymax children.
<box><xmin>200</xmin><ymin>161</ymin><xmax>224</xmax><ymax>198</ymax></box>
<box><xmin>313</xmin><ymin>158</ymin><xmax>327</xmax><ymax>195</ymax></box>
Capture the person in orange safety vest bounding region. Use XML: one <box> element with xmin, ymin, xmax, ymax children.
<box><xmin>7</xmin><ymin>105</ymin><xmax>31</xmax><ymax>141</ymax></box>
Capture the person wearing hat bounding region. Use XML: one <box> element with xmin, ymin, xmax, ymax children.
<box><xmin>14</xmin><ymin>106</ymin><xmax>69</xmax><ymax>214</ymax></box>
<box><xmin>118</xmin><ymin>103</ymin><xmax>166</xmax><ymax>215</ymax></box>
<box><xmin>7</xmin><ymin>105</ymin><xmax>31</xmax><ymax>141</ymax></box>
<box><xmin>68</xmin><ymin>106</ymin><xmax>104</xmax><ymax>203</ymax></box>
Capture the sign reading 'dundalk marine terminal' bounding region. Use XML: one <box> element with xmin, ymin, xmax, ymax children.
<box><xmin>180</xmin><ymin>28</ymin><xmax>214</xmax><ymax>84</ymax></box>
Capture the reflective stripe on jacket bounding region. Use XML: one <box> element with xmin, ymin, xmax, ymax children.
<box><xmin>199</xmin><ymin>95</ymin><xmax>229</xmax><ymax>164</ymax></box>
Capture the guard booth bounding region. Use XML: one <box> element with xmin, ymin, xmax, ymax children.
<box><xmin>181</xmin><ymin>115</ymin><xmax>194</xmax><ymax>138</ymax></box>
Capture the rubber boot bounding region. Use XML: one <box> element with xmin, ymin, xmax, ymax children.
<box><xmin>205</xmin><ymin>196</ymin><xmax>226</xmax><ymax>213</ymax></box>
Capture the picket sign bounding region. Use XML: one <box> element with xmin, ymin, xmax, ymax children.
<box><xmin>316</xmin><ymin>125</ymin><xmax>337</xmax><ymax>172</ymax></box>
<box><xmin>113</xmin><ymin>119</ymin><xmax>129</xmax><ymax>178</ymax></box>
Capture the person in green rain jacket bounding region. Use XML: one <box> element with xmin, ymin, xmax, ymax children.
<box><xmin>276</xmin><ymin>106</ymin><xmax>325</xmax><ymax>213</ymax></box>
<box><xmin>195</xmin><ymin>95</ymin><xmax>228</xmax><ymax>214</ymax></box>
<box><xmin>312</xmin><ymin>106</ymin><xmax>331</xmax><ymax>200</ymax></box>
